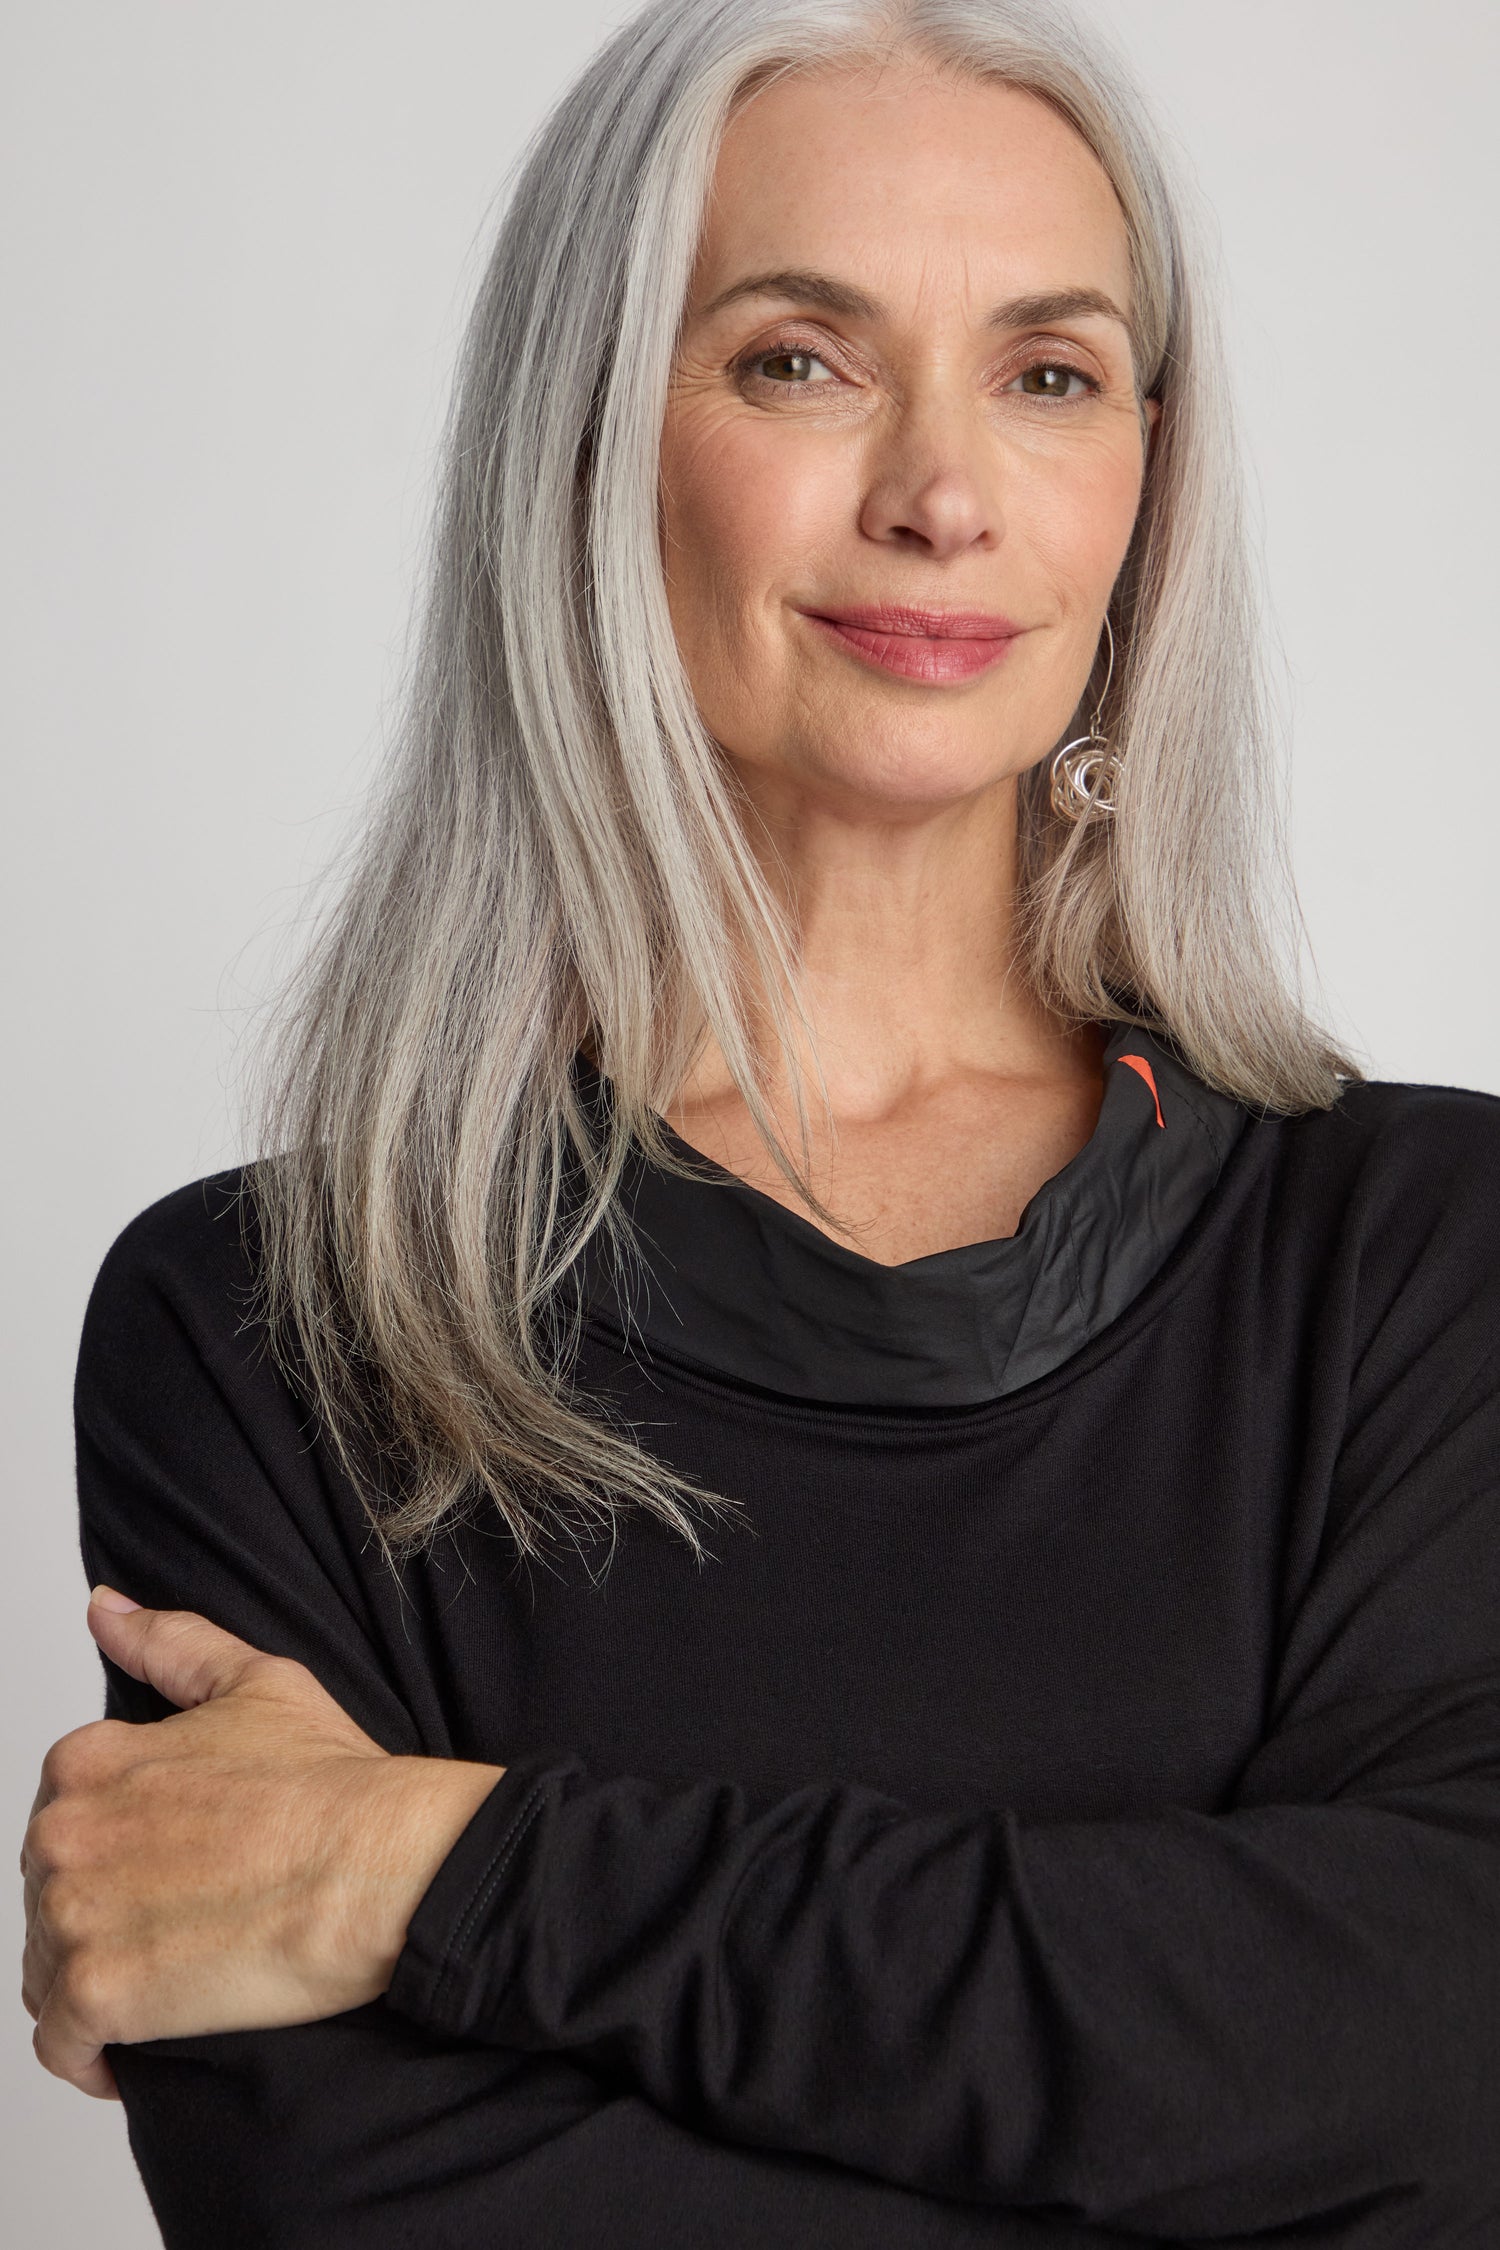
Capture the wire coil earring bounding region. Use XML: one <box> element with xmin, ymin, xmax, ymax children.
<box><xmin>1050</xmin><ymin>615</ymin><xmax>1121</xmax><ymax>821</ymax></box>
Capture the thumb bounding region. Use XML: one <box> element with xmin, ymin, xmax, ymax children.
<box><xmin>86</xmin><ymin>1587</ymin><xmax>273</xmax><ymax>1711</ymax></box>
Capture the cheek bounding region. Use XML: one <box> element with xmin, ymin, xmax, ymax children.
<box><xmin>661</xmin><ymin>407</ymin><xmax>844</xmax><ymax>634</ymax></box>
<box><xmin>1022</xmin><ymin>435</ymin><xmax>1146</xmax><ymax>601</ymax></box>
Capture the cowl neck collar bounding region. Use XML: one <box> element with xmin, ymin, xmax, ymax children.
<box><xmin>572</xmin><ymin>1024</ymin><xmax>1246</xmax><ymax>1408</ymax></box>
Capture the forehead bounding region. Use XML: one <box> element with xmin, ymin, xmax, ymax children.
<box><xmin>694</xmin><ymin>62</ymin><xmax>1132</xmax><ymax>316</ymax></box>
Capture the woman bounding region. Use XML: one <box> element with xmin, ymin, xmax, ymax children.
<box><xmin>23</xmin><ymin>0</ymin><xmax>1499</xmax><ymax>2243</ymax></box>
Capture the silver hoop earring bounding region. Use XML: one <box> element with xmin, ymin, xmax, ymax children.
<box><xmin>1050</xmin><ymin>615</ymin><xmax>1121</xmax><ymax>822</ymax></box>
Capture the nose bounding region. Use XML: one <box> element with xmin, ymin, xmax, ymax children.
<box><xmin>857</xmin><ymin>391</ymin><xmax>1003</xmax><ymax>560</ymax></box>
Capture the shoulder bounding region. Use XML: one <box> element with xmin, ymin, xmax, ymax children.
<box><xmin>90</xmin><ymin>1166</ymin><xmax>261</xmax><ymax>1287</ymax></box>
<box><xmin>78</xmin><ymin>1165</ymin><xmax>272</xmax><ymax>1399</ymax></box>
<box><xmin>1295</xmin><ymin>1072</ymin><xmax>1500</xmax><ymax>1145</ymax></box>
<box><xmin>1259</xmin><ymin>1076</ymin><xmax>1500</xmax><ymax>1373</ymax></box>
<box><xmin>1274</xmin><ymin>1075</ymin><xmax>1500</xmax><ymax>1222</ymax></box>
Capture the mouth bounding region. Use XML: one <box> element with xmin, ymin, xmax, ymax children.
<box><xmin>796</xmin><ymin>603</ymin><xmax>1026</xmax><ymax>684</ymax></box>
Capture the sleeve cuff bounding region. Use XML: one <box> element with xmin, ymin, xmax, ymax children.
<box><xmin>385</xmin><ymin>1747</ymin><xmax>585</xmax><ymax>2041</ymax></box>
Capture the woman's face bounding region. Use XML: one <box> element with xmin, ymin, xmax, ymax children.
<box><xmin>660</xmin><ymin>61</ymin><xmax>1156</xmax><ymax>820</ymax></box>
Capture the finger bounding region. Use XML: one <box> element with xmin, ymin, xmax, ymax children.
<box><xmin>86</xmin><ymin>1596</ymin><xmax>275</xmax><ymax>1711</ymax></box>
<box><xmin>33</xmin><ymin>2008</ymin><xmax>120</xmax><ymax>2101</ymax></box>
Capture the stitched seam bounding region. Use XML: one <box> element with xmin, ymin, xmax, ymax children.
<box><xmin>431</xmin><ymin>1777</ymin><xmax>549</xmax><ymax>2020</ymax></box>
<box><xmin>1162</xmin><ymin>1071</ymin><xmax>1241</xmax><ymax>1167</ymax></box>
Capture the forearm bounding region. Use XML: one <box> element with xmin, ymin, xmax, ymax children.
<box><xmin>388</xmin><ymin>1747</ymin><xmax>1500</xmax><ymax>2240</ymax></box>
<box><xmin>109</xmin><ymin>2016</ymin><xmax>1145</xmax><ymax>2250</ymax></box>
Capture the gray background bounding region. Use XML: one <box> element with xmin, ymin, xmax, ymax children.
<box><xmin>5</xmin><ymin>2</ymin><xmax>1496</xmax><ymax>2238</ymax></box>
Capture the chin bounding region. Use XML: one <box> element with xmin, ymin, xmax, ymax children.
<box><xmin>793</xmin><ymin>734</ymin><xmax>1015</xmax><ymax>813</ymax></box>
<box><xmin>822</xmin><ymin>694</ymin><xmax>1024</xmax><ymax>789</ymax></box>
<box><xmin>708</xmin><ymin>680</ymin><xmax>1033</xmax><ymax>811</ymax></box>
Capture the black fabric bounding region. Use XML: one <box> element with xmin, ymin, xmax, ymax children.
<box><xmin>575</xmin><ymin>1023</ymin><xmax>1245</xmax><ymax>1404</ymax></box>
<box><xmin>73</xmin><ymin>1077</ymin><xmax>1500</xmax><ymax>2248</ymax></box>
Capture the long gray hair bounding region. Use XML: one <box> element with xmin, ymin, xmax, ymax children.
<box><xmin>245</xmin><ymin>0</ymin><xmax>1356</xmax><ymax>1574</ymax></box>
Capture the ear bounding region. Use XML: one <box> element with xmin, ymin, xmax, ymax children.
<box><xmin>1141</xmin><ymin>393</ymin><xmax>1163</xmax><ymax>457</ymax></box>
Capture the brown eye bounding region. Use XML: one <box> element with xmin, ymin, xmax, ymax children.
<box><xmin>757</xmin><ymin>350</ymin><xmax>829</xmax><ymax>384</ymax></box>
<box><xmin>1012</xmin><ymin>363</ymin><xmax>1093</xmax><ymax>400</ymax></box>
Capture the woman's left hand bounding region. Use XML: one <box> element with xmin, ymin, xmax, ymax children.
<box><xmin>20</xmin><ymin>1589</ymin><xmax>506</xmax><ymax>2100</ymax></box>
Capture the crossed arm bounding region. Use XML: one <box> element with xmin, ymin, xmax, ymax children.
<box><xmin>23</xmin><ymin>1581</ymin><xmax>1500</xmax><ymax>2242</ymax></box>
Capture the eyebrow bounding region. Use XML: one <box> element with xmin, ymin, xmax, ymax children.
<box><xmin>695</xmin><ymin>267</ymin><xmax>1131</xmax><ymax>338</ymax></box>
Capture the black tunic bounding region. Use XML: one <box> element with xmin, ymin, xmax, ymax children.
<box><xmin>72</xmin><ymin>1039</ymin><xmax>1500</xmax><ymax>2249</ymax></box>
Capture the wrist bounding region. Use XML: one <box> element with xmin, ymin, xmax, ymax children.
<box><xmin>317</xmin><ymin>1754</ymin><xmax>508</xmax><ymax>2009</ymax></box>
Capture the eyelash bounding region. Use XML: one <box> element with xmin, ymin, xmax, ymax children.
<box><xmin>734</xmin><ymin>333</ymin><xmax>1102</xmax><ymax>402</ymax></box>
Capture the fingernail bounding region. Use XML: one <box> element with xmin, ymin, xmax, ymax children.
<box><xmin>90</xmin><ymin>1584</ymin><xmax>143</xmax><ymax>1614</ymax></box>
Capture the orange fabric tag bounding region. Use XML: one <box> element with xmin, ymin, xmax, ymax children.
<box><xmin>1116</xmin><ymin>1053</ymin><xmax>1165</xmax><ymax>1129</ymax></box>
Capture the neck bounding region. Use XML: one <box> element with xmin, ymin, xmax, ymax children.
<box><xmin>698</xmin><ymin>765</ymin><xmax>1097</xmax><ymax>1121</ymax></box>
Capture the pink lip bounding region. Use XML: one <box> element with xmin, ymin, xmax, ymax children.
<box><xmin>798</xmin><ymin>604</ymin><xmax>1025</xmax><ymax>684</ymax></box>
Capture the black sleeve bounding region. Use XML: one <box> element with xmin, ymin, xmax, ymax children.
<box><xmin>72</xmin><ymin>1177</ymin><xmax>1149</xmax><ymax>2250</ymax></box>
<box><xmin>386</xmin><ymin>1109</ymin><xmax>1500</xmax><ymax>2244</ymax></box>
